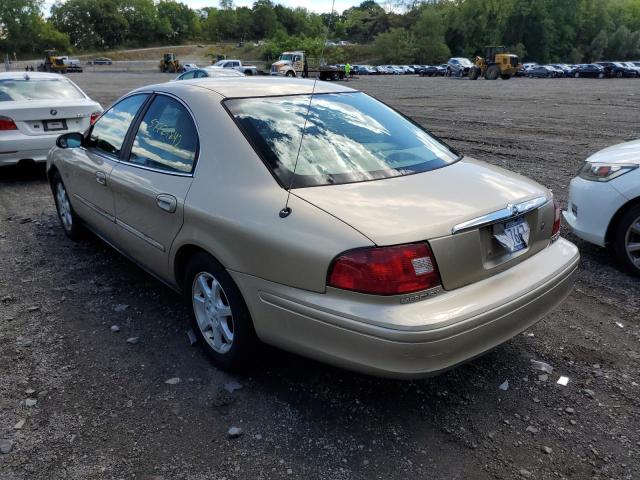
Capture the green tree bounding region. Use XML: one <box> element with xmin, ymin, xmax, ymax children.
<box><xmin>411</xmin><ymin>7</ymin><xmax>450</xmax><ymax>64</ymax></box>
<box><xmin>157</xmin><ymin>0</ymin><xmax>200</xmax><ymax>41</ymax></box>
<box><xmin>252</xmin><ymin>0</ymin><xmax>280</xmax><ymax>39</ymax></box>
<box><xmin>1</xmin><ymin>0</ymin><xmax>69</xmax><ymax>55</ymax></box>
<box><xmin>51</xmin><ymin>0</ymin><xmax>128</xmax><ymax>50</ymax></box>
<box><xmin>373</xmin><ymin>27</ymin><xmax>414</xmax><ymax>63</ymax></box>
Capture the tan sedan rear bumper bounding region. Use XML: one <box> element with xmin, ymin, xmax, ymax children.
<box><xmin>232</xmin><ymin>238</ymin><xmax>579</xmax><ymax>378</ymax></box>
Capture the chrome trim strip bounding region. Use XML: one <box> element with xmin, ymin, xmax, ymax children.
<box><xmin>81</xmin><ymin>222</ymin><xmax>180</xmax><ymax>293</ymax></box>
<box><xmin>452</xmin><ymin>196</ymin><xmax>549</xmax><ymax>235</ymax></box>
<box><xmin>115</xmin><ymin>218</ymin><xmax>165</xmax><ymax>252</ymax></box>
<box><xmin>72</xmin><ymin>193</ymin><xmax>115</xmax><ymax>222</ymax></box>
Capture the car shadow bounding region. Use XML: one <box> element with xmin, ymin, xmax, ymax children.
<box><xmin>0</xmin><ymin>162</ymin><xmax>47</xmax><ymax>183</ymax></box>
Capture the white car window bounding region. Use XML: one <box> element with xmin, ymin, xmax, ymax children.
<box><xmin>0</xmin><ymin>77</ymin><xmax>84</xmax><ymax>102</ymax></box>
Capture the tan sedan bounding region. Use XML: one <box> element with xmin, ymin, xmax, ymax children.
<box><xmin>47</xmin><ymin>78</ymin><xmax>579</xmax><ymax>378</ymax></box>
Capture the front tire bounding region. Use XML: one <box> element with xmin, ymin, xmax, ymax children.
<box><xmin>285</xmin><ymin>70</ymin><xmax>295</xmax><ymax>77</ymax></box>
<box><xmin>611</xmin><ymin>204</ymin><xmax>640</xmax><ymax>277</ymax></box>
<box><xmin>51</xmin><ymin>171</ymin><xmax>83</xmax><ymax>240</ymax></box>
<box><xmin>485</xmin><ymin>65</ymin><xmax>500</xmax><ymax>80</ymax></box>
<box><xmin>185</xmin><ymin>252</ymin><xmax>259</xmax><ymax>371</ymax></box>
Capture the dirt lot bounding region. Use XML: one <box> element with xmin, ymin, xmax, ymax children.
<box><xmin>1</xmin><ymin>73</ymin><xmax>639</xmax><ymax>480</ymax></box>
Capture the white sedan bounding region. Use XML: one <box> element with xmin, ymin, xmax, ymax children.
<box><xmin>0</xmin><ymin>72</ymin><xmax>101</xmax><ymax>166</ymax></box>
<box><xmin>564</xmin><ymin>139</ymin><xmax>640</xmax><ymax>274</ymax></box>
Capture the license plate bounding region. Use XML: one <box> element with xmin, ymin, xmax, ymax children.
<box><xmin>493</xmin><ymin>217</ymin><xmax>530</xmax><ymax>253</ymax></box>
<box><xmin>43</xmin><ymin>119</ymin><xmax>67</xmax><ymax>131</ymax></box>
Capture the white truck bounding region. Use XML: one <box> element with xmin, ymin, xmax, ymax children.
<box><xmin>214</xmin><ymin>59</ymin><xmax>258</xmax><ymax>76</ymax></box>
<box><xmin>270</xmin><ymin>51</ymin><xmax>344</xmax><ymax>80</ymax></box>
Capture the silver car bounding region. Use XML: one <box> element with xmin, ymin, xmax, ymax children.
<box><xmin>47</xmin><ymin>78</ymin><xmax>579</xmax><ymax>378</ymax></box>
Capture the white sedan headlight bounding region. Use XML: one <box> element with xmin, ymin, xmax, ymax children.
<box><xmin>578</xmin><ymin>162</ymin><xmax>637</xmax><ymax>182</ymax></box>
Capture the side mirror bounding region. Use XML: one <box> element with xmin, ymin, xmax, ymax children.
<box><xmin>56</xmin><ymin>132</ymin><xmax>84</xmax><ymax>149</ymax></box>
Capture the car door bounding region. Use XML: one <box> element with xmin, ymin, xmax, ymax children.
<box><xmin>108</xmin><ymin>93</ymin><xmax>199</xmax><ymax>280</ymax></box>
<box><xmin>63</xmin><ymin>93</ymin><xmax>149</xmax><ymax>238</ymax></box>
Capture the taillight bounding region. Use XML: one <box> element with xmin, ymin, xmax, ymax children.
<box><xmin>552</xmin><ymin>197</ymin><xmax>561</xmax><ymax>241</ymax></box>
<box><xmin>0</xmin><ymin>116</ymin><xmax>17</xmax><ymax>131</ymax></box>
<box><xmin>328</xmin><ymin>243</ymin><xmax>441</xmax><ymax>295</ymax></box>
<box><xmin>90</xmin><ymin>111</ymin><xmax>101</xmax><ymax>125</ymax></box>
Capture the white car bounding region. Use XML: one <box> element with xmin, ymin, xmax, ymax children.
<box><xmin>182</xmin><ymin>63</ymin><xmax>198</xmax><ymax>71</ymax></box>
<box><xmin>0</xmin><ymin>72</ymin><xmax>101</xmax><ymax>166</ymax></box>
<box><xmin>174</xmin><ymin>66</ymin><xmax>245</xmax><ymax>81</ymax></box>
<box><xmin>564</xmin><ymin>139</ymin><xmax>640</xmax><ymax>275</ymax></box>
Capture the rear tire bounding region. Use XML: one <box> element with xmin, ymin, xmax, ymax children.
<box><xmin>184</xmin><ymin>252</ymin><xmax>259</xmax><ymax>372</ymax></box>
<box><xmin>611</xmin><ymin>204</ymin><xmax>640</xmax><ymax>277</ymax></box>
<box><xmin>51</xmin><ymin>171</ymin><xmax>83</xmax><ymax>241</ymax></box>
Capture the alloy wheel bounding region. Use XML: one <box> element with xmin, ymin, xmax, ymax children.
<box><xmin>55</xmin><ymin>182</ymin><xmax>73</xmax><ymax>231</ymax></box>
<box><xmin>192</xmin><ymin>272</ymin><xmax>234</xmax><ymax>354</ymax></box>
<box><xmin>624</xmin><ymin>217</ymin><xmax>640</xmax><ymax>271</ymax></box>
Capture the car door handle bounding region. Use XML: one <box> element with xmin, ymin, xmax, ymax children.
<box><xmin>95</xmin><ymin>171</ymin><xmax>107</xmax><ymax>186</ymax></box>
<box><xmin>156</xmin><ymin>194</ymin><xmax>177</xmax><ymax>213</ymax></box>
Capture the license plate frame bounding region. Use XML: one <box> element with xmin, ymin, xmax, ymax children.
<box><xmin>492</xmin><ymin>216</ymin><xmax>530</xmax><ymax>254</ymax></box>
<box><xmin>43</xmin><ymin>119</ymin><xmax>67</xmax><ymax>132</ymax></box>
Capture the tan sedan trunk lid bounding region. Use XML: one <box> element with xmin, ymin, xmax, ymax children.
<box><xmin>294</xmin><ymin>157</ymin><xmax>555</xmax><ymax>290</ymax></box>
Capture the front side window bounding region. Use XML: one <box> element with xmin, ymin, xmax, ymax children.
<box><xmin>90</xmin><ymin>94</ymin><xmax>148</xmax><ymax>156</ymax></box>
<box><xmin>180</xmin><ymin>71</ymin><xmax>195</xmax><ymax>80</ymax></box>
<box><xmin>226</xmin><ymin>92</ymin><xmax>459</xmax><ymax>188</ymax></box>
<box><xmin>128</xmin><ymin>95</ymin><xmax>198</xmax><ymax>174</ymax></box>
<box><xmin>0</xmin><ymin>77</ymin><xmax>85</xmax><ymax>102</ymax></box>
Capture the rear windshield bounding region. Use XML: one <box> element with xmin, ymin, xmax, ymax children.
<box><xmin>0</xmin><ymin>77</ymin><xmax>84</xmax><ymax>102</ymax></box>
<box><xmin>226</xmin><ymin>92</ymin><xmax>459</xmax><ymax>187</ymax></box>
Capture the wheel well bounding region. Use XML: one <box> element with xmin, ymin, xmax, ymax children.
<box><xmin>47</xmin><ymin>165</ymin><xmax>59</xmax><ymax>191</ymax></box>
<box><xmin>605</xmin><ymin>197</ymin><xmax>640</xmax><ymax>246</ymax></box>
<box><xmin>173</xmin><ymin>244</ymin><xmax>211</xmax><ymax>290</ymax></box>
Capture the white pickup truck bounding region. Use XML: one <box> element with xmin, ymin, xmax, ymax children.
<box><xmin>214</xmin><ymin>59</ymin><xmax>258</xmax><ymax>76</ymax></box>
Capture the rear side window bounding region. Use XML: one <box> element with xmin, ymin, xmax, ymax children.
<box><xmin>127</xmin><ymin>95</ymin><xmax>198</xmax><ymax>174</ymax></box>
<box><xmin>90</xmin><ymin>94</ymin><xmax>148</xmax><ymax>156</ymax></box>
<box><xmin>180</xmin><ymin>71</ymin><xmax>195</xmax><ymax>80</ymax></box>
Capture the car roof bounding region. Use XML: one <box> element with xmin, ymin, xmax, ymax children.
<box><xmin>0</xmin><ymin>71</ymin><xmax>66</xmax><ymax>80</ymax></box>
<box><xmin>146</xmin><ymin>77</ymin><xmax>358</xmax><ymax>99</ymax></box>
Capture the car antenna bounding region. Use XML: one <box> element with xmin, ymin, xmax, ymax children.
<box><xmin>279</xmin><ymin>0</ymin><xmax>336</xmax><ymax>219</ymax></box>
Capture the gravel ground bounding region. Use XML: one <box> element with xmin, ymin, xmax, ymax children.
<box><xmin>1</xmin><ymin>73</ymin><xmax>639</xmax><ymax>480</ymax></box>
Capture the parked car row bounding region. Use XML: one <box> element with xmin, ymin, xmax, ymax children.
<box><xmin>348</xmin><ymin>64</ymin><xmax>448</xmax><ymax>76</ymax></box>
<box><xmin>350</xmin><ymin>58</ymin><xmax>640</xmax><ymax>80</ymax></box>
<box><xmin>521</xmin><ymin>61</ymin><xmax>640</xmax><ymax>78</ymax></box>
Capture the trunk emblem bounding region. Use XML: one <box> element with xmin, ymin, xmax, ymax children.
<box><xmin>50</xmin><ymin>109</ymin><xmax>58</xmax><ymax>116</ymax></box>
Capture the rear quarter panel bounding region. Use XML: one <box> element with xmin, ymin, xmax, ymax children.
<box><xmin>168</xmin><ymin>86</ymin><xmax>373</xmax><ymax>292</ymax></box>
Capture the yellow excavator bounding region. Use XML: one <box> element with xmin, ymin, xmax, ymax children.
<box><xmin>469</xmin><ymin>46</ymin><xmax>521</xmax><ymax>80</ymax></box>
<box><xmin>159</xmin><ymin>53</ymin><xmax>181</xmax><ymax>73</ymax></box>
<box><xmin>37</xmin><ymin>50</ymin><xmax>67</xmax><ymax>74</ymax></box>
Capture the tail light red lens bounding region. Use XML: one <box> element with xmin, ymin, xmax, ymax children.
<box><xmin>0</xmin><ymin>116</ymin><xmax>17</xmax><ymax>131</ymax></box>
<box><xmin>328</xmin><ymin>243</ymin><xmax>441</xmax><ymax>295</ymax></box>
<box><xmin>90</xmin><ymin>111</ymin><xmax>101</xmax><ymax>125</ymax></box>
<box><xmin>552</xmin><ymin>197</ymin><xmax>561</xmax><ymax>241</ymax></box>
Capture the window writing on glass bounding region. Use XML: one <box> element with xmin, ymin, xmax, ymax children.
<box><xmin>128</xmin><ymin>95</ymin><xmax>198</xmax><ymax>174</ymax></box>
